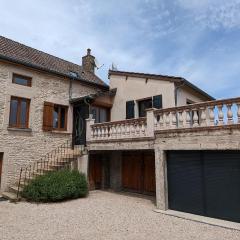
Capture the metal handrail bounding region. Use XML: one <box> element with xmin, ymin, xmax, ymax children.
<box><xmin>16</xmin><ymin>137</ymin><xmax>83</xmax><ymax>199</ymax></box>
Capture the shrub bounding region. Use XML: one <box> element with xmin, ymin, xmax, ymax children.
<box><xmin>22</xmin><ymin>170</ymin><xmax>88</xmax><ymax>202</ymax></box>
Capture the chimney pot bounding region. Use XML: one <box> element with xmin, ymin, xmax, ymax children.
<box><xmin>87</xmin><ymin>48</ymin><xmax>91</xmax><ymax>55</ymax></box>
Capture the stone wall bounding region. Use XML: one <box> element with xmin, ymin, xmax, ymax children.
<box><xmin>0</xmin><ymin>61</ymin><xmax>99</xmax><ymax>191</ymax></box>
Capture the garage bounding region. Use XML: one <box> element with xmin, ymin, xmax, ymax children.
<box><xmin>167</xmin><ymin>150</ymin><xmax>240</xmax><ymax>223</ymax></box>
<box><xmin>122</xmin><ymin>151</ymin><xmax>155</xmax><ymax>195</ymax></box>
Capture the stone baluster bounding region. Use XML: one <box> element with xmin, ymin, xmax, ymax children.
<box><xmin>121</xmin><ymin>124</ymin><xmax>125</xmax><ymax>138</ymax></box>
<box><xmin>154</xmin><ymin>114</ymin><xmax>158</xmax><ymax>129</ymax></box>
<box><xmin>117</xmin><ymin>124</ymin><xmax>121</xmax><ymax>138</ymax></box>
<box><xmin>101</xmin><ymin>126</ymin><xmax>105</xmax><ymax>139</ymax></box>
<box><xmin>185</xmin><ymin>109</ymin><xmax>191</xmax><ymax>127</ymax></box>
<box><xmin>227</xmin><ymin>104</ymin><xmax>233</xmax><ymax>124</ymax></box>
<box><xmin>159</xmin><ymin>113</ymin><xmax>164</xmax><ymax>129</ymax></box>
<box><xmin>165</xmin><ymin>112</ymin><xmax>170</xmax><ymax>128</ymax></box>
<box><xmin>209</xmin><ymin>106</ymin><xmax>215</xmax><ymax>126</ymax></box>
<box><xmin>94</xmin><ymin>127</ymin><xmax>98</xmax><ymax>139</ymax></box>
<box><xmin>132</xmin><ymin>122</ymin><xmax>136</xmax><ymax>136</ymax></box>
<box><xmin>126</xmin><ymin>123</ymin><xmax>130</xmax><ymax>136</ymax></box>
<box><xmin>193</xmin><ymin>109</ymin><xmax>199</xmax><ymax>127</ymax></box>
<box><xmin>171</xmin><ymin>111</ymin><xmax>177</xmax><ymax>129</ymax></box>
<box><xmin>141</xmin><ymin>121</ymin><xmax>146</xmax><ymax>135</ymax></box>
<box><xmin>109</xmin><ymin>125</ymin><xmax>113</xmax><ymax>138</ymax></box>
<box><xmin>237</xmin><ymin>103</ymin><xmax>240</xmax><ymax>124</ymax></box>
<box><xmin>90</xmin><ymin>127</ymin><xmax>94</xmax><ymax>140</ymax></box>
<box><xmin>136</xmin><ymin>121</ymin><xmax>140</xmax><ymax>136</ymax></box>
<box><xmin>200</xmin><ymin>107</ymin><xmax>207</xmax><ymax>127</ymax></box>
<box><xmin>104</xmin><ymin>125</ymin><xmax>109</xmax><ymax>139</ymax></box>
<box><xmin>112</xmin><ymin>125</ymin><xmax>116</xmax><ymax>138</ymax></box>
<box><xmin>217</xmin><ymin>105</ymin><xmax>224</xmax><ymax>125</ymax></box>
<box><xmin>178</xmin><ymin>110</ymin><xmax>183</xmax><ymax>128</ymax></box>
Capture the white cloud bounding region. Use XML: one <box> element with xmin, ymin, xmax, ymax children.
<box><xmin>0</xmin><ymin>0</ymin><xmax>239</xmax><ymax>98</ymax></box>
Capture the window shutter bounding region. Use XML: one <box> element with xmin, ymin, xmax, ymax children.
<box><xmin>126</xmin><ymin>100</ymin><xmax>135</xmax><ymax>119</ymax></box>
<box><xmin>42</xmin><ymin>102</ymin><xmax>54</xmax><ymax>131</ymax></box>
<box><xmin>153</xmin><ymin>95</ymin><xmax>162</xmax><ymax>109</ymax></box>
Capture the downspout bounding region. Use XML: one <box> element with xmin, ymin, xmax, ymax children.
<box><xmin>174</xmin><ymin>81</ymin><xmax>185</xmax><ymax>107</ymax></box>
<box><xmin>69</xmin><ymin>76</ymin><xmax>73</xmax><ymax>101</ymax></box>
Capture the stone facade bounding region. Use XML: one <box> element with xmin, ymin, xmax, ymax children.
<box><xmin>0</xmin><ymin>61</ymin><xmax>100</xmax><ymax>191</ymax></box>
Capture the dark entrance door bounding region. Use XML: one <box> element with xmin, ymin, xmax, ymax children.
<box><xmin>122</xmin><ymin>151</ymin><xmax>155</xmax><ymax>195</ymax></box>
<box><xmin>167</xmin><ymin>150</ymin><xmax>240</xmax><ymax>223</ymax></box>
<box><xmin>73</xmin><ymin>102</ymin><xmax>89</xmax><ymax>145</ymax></box>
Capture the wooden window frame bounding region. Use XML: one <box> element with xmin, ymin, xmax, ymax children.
<box><xmin>12</xmin><ymin>73</ymin><xmax>32</xmax><ymax>87</ymax></box>
<box><xmin>52</xmin><ymin>104</ymin><xmax>68</xmax><ymax>131</ymax></box>
<box><xmin>9</xmin><ymin>96</ymin><xmax>30</xmax><ymax>129</ymax></box>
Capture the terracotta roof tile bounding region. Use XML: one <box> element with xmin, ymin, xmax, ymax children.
<box><xmin>0</xmin><ymin>36</ymin><xmax>108</xmax><ymax>88</ymax></box>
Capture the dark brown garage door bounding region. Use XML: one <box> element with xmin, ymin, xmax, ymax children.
<box><xmin>89</xmin><ymin>155</ymin><xmax>102</xmax><ymax>190</ymax></box>
<box><xmin>122</xmin><ymin>151</ymin><xmax>155</xmax><ymax>195</ymax></box>
<box><xmin>167</xmin><ymin>150</ymin><xmax>240</xmax><ymax>223</ymax></box>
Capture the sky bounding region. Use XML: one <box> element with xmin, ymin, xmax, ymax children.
<box><xmin>0</xmin><ymin>0</ymin><xmax>240</xmax><ymax>99</ymax></box>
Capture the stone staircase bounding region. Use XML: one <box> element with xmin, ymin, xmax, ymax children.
<box><xmin>2</xmin><ymin>141</ymin><xmax>84</xmax><ymax>202</ymax></box>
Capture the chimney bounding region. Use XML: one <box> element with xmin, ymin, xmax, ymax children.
<box><xmin>82</xmin><ymin>48</ymin><xmax>95</xmax><ymax>73</ymax></box>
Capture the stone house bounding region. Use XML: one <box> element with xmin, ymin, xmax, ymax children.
<box><xmin>0</xmin><ymin>36</ymin><xmax>108</xmax><ymax>192</ymax></box>
<box><xmin>1</xmin><ymin>36</ymin><xmax>240</xmax><ymax>224</ymax></box>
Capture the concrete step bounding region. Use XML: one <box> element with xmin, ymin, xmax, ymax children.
<box><xmin>2</xmin><ymin>191</ymin><xmax>19</xmax><ymax>201</ymax></box>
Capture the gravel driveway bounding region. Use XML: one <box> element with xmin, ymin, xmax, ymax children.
<box><xmin>1</xmin><ymin>190</ymin><xmax>240</xmax><ymax>240</ymax></box>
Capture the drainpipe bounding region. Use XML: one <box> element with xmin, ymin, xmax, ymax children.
<box><xmin>174</xmin><ymin>81</ymin><xmax>185</xmax><ymax>107</ymax></box>
<box><xmin>69</xmin><ymin>77</ymin><xmax>73</xmax><ymax>101</ymax></box>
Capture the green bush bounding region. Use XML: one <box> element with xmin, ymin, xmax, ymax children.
<box><xmin>22</xmin><ymin>170</ymin><xmax>88</xmax><ymax>202</ymax></box>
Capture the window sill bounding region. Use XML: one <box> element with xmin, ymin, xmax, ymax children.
<box><xmin>7</xmin><ymin>127</ymin><xmax>32</xmax><ymax>132</ymax></box>
<box><xmin>51</xmin><ymin>130</ymin><xmax>71</xmax><ymax>134</ymax></box>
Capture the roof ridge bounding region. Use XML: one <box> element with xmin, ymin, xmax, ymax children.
<box><xmin>109</xmin><ymin>69</ymin><xmax>183</xmax><ymax>80</ymax></box>
<box><xmin>0</xmin><ymin>35</ymin><xmax>82</xmax><ymax>69</ymax></box>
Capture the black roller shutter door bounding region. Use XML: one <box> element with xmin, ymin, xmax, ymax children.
<box><xmin>204</xmin><ymin>151</ymin><xmax>240</xmax><ymax>222</ymax></box>
<box><xmin>167</xmin><ymin>150</ymin><xmax>240</xmax><ymax>223</ymax></box>
<box><xmin>167</xmin><ymin>151</ymin><xmax>204</xmax><ymax>215</ymax></box>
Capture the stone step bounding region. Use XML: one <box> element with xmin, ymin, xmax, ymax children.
<box><xmin>2</xmin><ymin>191</ymin><xmax>19</xmax><ymax>201</ymax></box>
<box><xmin>9</xmin><ymin>185</ymin><xmax>23</xmax><ymax>194</ymax></box>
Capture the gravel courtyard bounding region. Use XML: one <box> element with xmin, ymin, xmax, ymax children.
<box><xmin>1</xmin><ymin>190</ymin><xmax>240</xmax><ymax>240</ymax></box>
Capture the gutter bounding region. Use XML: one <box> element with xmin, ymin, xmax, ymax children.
<box><xmin>0</xmin><ymin>54</ymin><xmax>109</xmax><ymax>90</ymax></box>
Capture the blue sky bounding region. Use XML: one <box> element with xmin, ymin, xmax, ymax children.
<box><xmin>0</xmin><ymin>0</ymin><xmax>240</xmax><ymax>99</ymax></box>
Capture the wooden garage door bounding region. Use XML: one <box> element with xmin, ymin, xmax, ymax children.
<box><xmin>89</xmin><ymin>156</ymin><xmax>102</xmax><ymax>190</ymax></box>
<box><xmin>122</xmin><ymin>152</ymin><xmax>155</xmax><ymax>194</ymax></box>
<box><xmin>0</xmin><ymin>153</ymin><xmax>2</xmax><ymax>185</ymax></box>
<box><xmin>168</xmin><ymin>150</ymin><xmax>240</xmax><ymax>223</ymax></box>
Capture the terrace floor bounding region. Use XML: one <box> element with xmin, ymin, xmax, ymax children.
<box><xmin>1</xmin><ymin>191</ymin><xmax>240</xmax><ymax>240</ymax></box>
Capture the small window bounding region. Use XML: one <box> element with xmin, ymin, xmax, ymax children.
<box><xmin>12</xmin><ymin>73</ymin><xmax>32</xmax><ymax>87</ymax></box>
<box><xmin>138</xmin><ymin>98</ymin><xmax>152</xmax><ymax>117</ymax></box>
<box><xmin>53</xmin><ymin>105</ymin><xmax>68</xmax><ymax>131</ymax></box>
<box><xmin>9</xmin><ymin>96</ymin><xmax>30</xmax><ymax>128</ymax></box>
<box><xmin>91</xmin><ymin>106</ymin><xmax>110</xmax><ymax>123</ymax></box>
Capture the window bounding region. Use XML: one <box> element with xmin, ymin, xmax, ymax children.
<box><xmin>91</xmin><ymin>106</ymin><xmax>110</xmax><ymax>123</ymax></box>
<box><xmin>138</xmin><ymin>98</ymin><xmax>152</xmax><ymax>117</ymax></box>
<box><xmin>126</xmin><ymin>100</ymin><xmax>135</xmax><ymax>119</ymax></box>
<box><xmin>9</xmin><ymin>96</ymin><xmax>30</xmax><ymax>128</ymax></box>
<box><xmin>42</xmin><ymin>102</ymin><xmax>68</xmax><ymax>131</ymax></box>
<box><xmin>137</xmin><ymin>95</ymin><xmax>162</xmax><ymax>117</ymax></box>
<box><xmin>12</xmin><ymin>73</ymin><xmax>32</xmax><ymax>87</ymax></box>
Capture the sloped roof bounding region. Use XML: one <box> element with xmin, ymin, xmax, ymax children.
<box><xmin>109</xmin><ymin>70</ymin><xmax>215</xmax><ymax>100</ymax></box>
<box><xmin>0</xmin><ymin>36</ymin><xmax>108</xmax><ymax>88</ymax></box>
